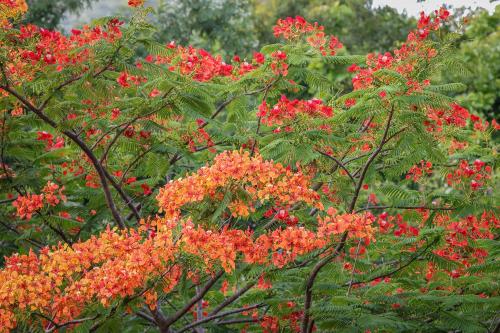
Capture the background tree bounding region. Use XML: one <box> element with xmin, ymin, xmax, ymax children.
<box><xmin>442</xmin><ymin>6</ymin><xmax>499</xmax><ymax>119</ymax></box>
<box><xmin>22</xmin><ymin>0</ymin><xmax>98</xmax><ymax>29</ymax></box>
<box><xmin>154</xmin><ymin>0</ymin><xmax>259</xmax><ymax>57</ymax></box>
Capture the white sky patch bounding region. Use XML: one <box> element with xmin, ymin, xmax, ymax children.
<box><xmin>373</xmin><ymin>0</ymin><xmax>498</xmax><ymax>16</ymax></box>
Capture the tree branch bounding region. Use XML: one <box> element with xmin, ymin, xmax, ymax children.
<box><xmin>177</xmin><ymin>304</ymin><xmax>264</xmax><ymax>333</ymax></box>
<box><xmin>355</xmin><ymin>205</ymin><xmax>455</xmax><ymax>213</ymax></box>
<box><xmin>315</xmin><ymin>149</ymin><xmax>356</xmax><ymax>185</ymax></box>
<box><xmin>160</xmin><ymin>271</ymin><xmax>224</xmax><ymax>329</ymax></box>
<box><xmin>208</xmin><ymin>282</ymin><xmax>256</xmax><ymax>316</ymax></box>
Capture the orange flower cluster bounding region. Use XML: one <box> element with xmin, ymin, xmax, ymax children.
<box><xmin>0</xmin><ymin>205</ymin><xmax>374</xmax><ymax>331</ymax></box>
<box><xmin>317</xmin><ymin>207</ymin><xmax>376</xmax><ymax>241</ymax></box>
<box><xmin>156</xmin><ymin>150</ymin><xmax>322</xmax><ymax>220</ymax></box>
<box><xmin>0</xmin><ymin>145</ymin><xmax>379</xmax><ymax>332</ymax></box>
<box><xmin>0</xmin><ymin>0</ymin><xmax>27</xmax><ymax>23</ymax></box>
<box><xmin>181</xmin><ymin>209</ymin><xmax>375</xmax><ymax>272</ymax></box>
<box><xmin>0</xmin><ymin>224</ymin><xmax>179</xmax><ymax>331</ymax></box>
<box><xmin>12</xmin><ymin>181</ymin><xmax>66</xmax><ymax>220</ymax></box>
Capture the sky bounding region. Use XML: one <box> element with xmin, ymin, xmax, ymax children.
<box><xmin>373</xmin><ymin>0</ymin><xmax>498</xmax><ymax>15</ymax></box>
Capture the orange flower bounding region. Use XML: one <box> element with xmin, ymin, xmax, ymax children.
<box><xmin>156</xmin><ymin>151</ymin><xmax>321</xmax><ymax>222</ymax></box>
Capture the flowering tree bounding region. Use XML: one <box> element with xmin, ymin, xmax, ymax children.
<box><xmin>0</xmin><ymin>1</ymin><xmax>498</xmax><ymax>332</ymax></box>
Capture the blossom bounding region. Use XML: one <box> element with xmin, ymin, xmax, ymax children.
<box><xmin>258</xmin><ymin>95</ymin><xmax>333</xmax><ymax>128</ymax></box>
<box><xmin>0</xmin><ymin>0</ymin><xmax>27</xmax><ymax>22</ymax></box>
<box><xmin>156</xmin><ymin>150</ymin><xmax>321</xmax><ymax>221</ymax></box>
<box><xmin>12</xmin><ymin>181</ymin><xmax>66</xmax><ymax>220</ymax></box>
<box><xmin>128</xmin><ymin>0</ymin><xmax>145</xmax><ymax>7</ymax></box>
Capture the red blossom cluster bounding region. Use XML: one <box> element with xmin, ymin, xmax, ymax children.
<box><xmin>349</xmin><ymin>8</ymin><xmax>450</xmax><ymax>92</ymax></box>
<box><xmin>406</xmin><ymin>160</ymin><xmax>433</xmax><ymax>182</ymax></box>
<box><xmin>36</xmin><ymin>131</ymin><xmax>64</xmax><ymax>151</ymax></box>
<box><xmin>116</xmin><ymin>71</ymin><xmax>147</xmax><ymax>87</ymax></box>
<box><xmin>12</xmin><ymin>181</ymin><xmax>66</xmax><ymax>220</ymax></box>
<box><xmin>424</xmin><ymin>103</ymin><xmax>470</xmax><ymax>132</ymax></box>
<box><xmin>8</xmin><ymin>20</ymin><xmax>123</xmax><ymax>81</ymax></box>
<box><xmin>432</xmin><ymin>212</ymin><xmax>499</xmax><ymax>274</ymax></box>
<box><xmin>257</xmin><ymin>95</ymin><xmax>333</xmax><ymax>128</ymax></box>
<box><xmin>180</xmin><ymin>208</ymin><xmax>375</xmax><ymax>272</ymax></box>
<box><xmin>263</xmin><ymin>207</ymin><xmax>299</xmax><ymax>226</ymax></box>
<box><xmin>184</xmin><ymin>120</ymin><xmax>215</xmax><ymax>152</ymax></box>
<box><xmin>446</xmin><ymin>159</ymin><xmax>492</xmax><ymax>191</ymax></box>
<box><xmin>270</xmin><ymin>50</ymin><xmax>289</xmax><ymax>76</ymax></box>
<box><xmin>273</xmin><ymin>16</ymin><xmax>343</xmax><ymax>56</ymax></box>
<box><xmin>128</xmin><ymin>0</ymin><xmax>145</xmax><ymax>7</ymax></box>
<box><xmin>145</xmin><ymin>44</ymin><xmax>261</xmax><ymax>82</ymax></box>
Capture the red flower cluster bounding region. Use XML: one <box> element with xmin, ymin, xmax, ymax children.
<box><xmin>433</xmin><ymin>212</ymin><xmax>499</xmax><ymax>268</ymax></box>
<box><xmin>185</xmin><ymin>122</ymin><xmax>215</xmax><ymax>153</ymax></box>
<box><xmin>181</xmin><ymin>209</ymin><xmax>374</xmax><ymax>272</ymax></box>
<box><xmin>3</xmin><ymin>20</ymin><xmax>122</xmax><ymax>85</ymax></box>
<box><xmin>12</xmin><ymin>181</ymin><xmax>66</xmax><ymax>220</ymax></box>
<box><xmin>24</xmin><ymin>22</ymin><xmax>121</xmax><ymax>64</ymax></box>
<box><xmin>36</xmin><ymin>131</ymin><xmax>64</xmax><ymax>151</ymax></box>
<box><xmin>116</xmin><ymin>71</ymin><xmax>146</xmax><ymax>87</ymax></box>
<box><xmin>270</xmin><ymin>50</ymin><xmax>289</xmax><ymax>76</ymax></box>
<box><xmin>273</xmin><ymin>16</ymin><xmax>343</xmax><ymax>56</ymax></box>
<box><xmin>128</xmin><ymin>0</ymin><xmax>145</xmax><ymax>7</ymax></box>
<box><xmin>446</xmin><ymin>159</ymin><xmax>492</xmax><ymax>191</ymax></box>
<box><xmin>424</xmin><ymin>103</ymin><xmax>470</xmax><ymax>132</ymax></box>
<box><xmin>145</xmin><ymin>44</ymin><xmax>261</xmax><ymax>82</ymax></box>
<box><xmin>349</xmin><ymin>8</ymin><xmax>450</xmax><ymax>91</ymax></box>
<box><xmin>257</xmin><ymin>95</ymin><xmax>333</xmax><ymax>127</ymax></box>
<box><xmin>406</xmin><ymin>160</ymin><xmax>433</xmax><ymax>182</ymax></box>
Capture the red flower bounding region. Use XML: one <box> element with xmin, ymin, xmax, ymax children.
<box><xmin>149</xmin><ymin>88</ymin><xmax>161</xmax><ymax>97</ymax></box>
<box><xmin>141</xmin><ymin>184</ymin><xmax>152</xmax><ymax>196</ymax></box>
<box><xmin>253</xmin><ymin>52</ymin><xmax>265</xmax><ymax>64</ymax></box>
<box><xmin>344</xmin><ymin>98</ymin><xmax>356</xmax><ymax>108</ymax></box>
<box><xmin>117</xmin><ymin>72</ymin><xmax>129</xmax><ymax>87</ymax></box>
<box><xmin>128</xmin><ymin>0</ymin><xmax>144</xmax><ymax>7</ymax></box>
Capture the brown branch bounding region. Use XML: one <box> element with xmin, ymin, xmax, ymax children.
<box><xmin>40</xmin><ymin>314</ymin><xmax>100</xmax><ymax>333</ymax></box>
<box><xmin>302</xmin><ymin>106</ymin><xmax>396</xmax><ymax>332</ymax></box>
<box><xmin>302</xmin><ymin>232</ymin><xmax>348</xmax><ymax>333</ymax></box>
<box><xmin>177</xmin><ymin>304</ymin><xmax>264</xmax><ymax>333</ymax></box>
<box><xmin>160</xmin><ymin>271</ymin><xmax>224</xmax><ymax>329</ymax></box>
<box><xmin>315</xmin><ymin>149</ymin><xmax>356</xmax><ymax>185</ymax></box>
<box><xmin>348</xmin><ymin>105</ymin><xmax>395</xmax><ymax>213</ymax></box>
<box><xmin>217</xmin><ymin>318</ymin><xmax>260</xmax><ymax>325</ymax></box>
<box><xmin>208</xmin><ymin>282</ymin><xmax>256</xmax><ymax>316</ymax></box>
<box><xmin>355</xmin><ymin>205</ymin><xmax>455</xmax><ymax>213</ymax></box>
<box><xmin>0</xmin><ymin>221</ymin><xmax>44</xmax><ymax>248</ymax></box>
<box><xmin>343</xmin><ymin>237</ymin><xmax>439</xmax><ymax>287</ymax></box>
